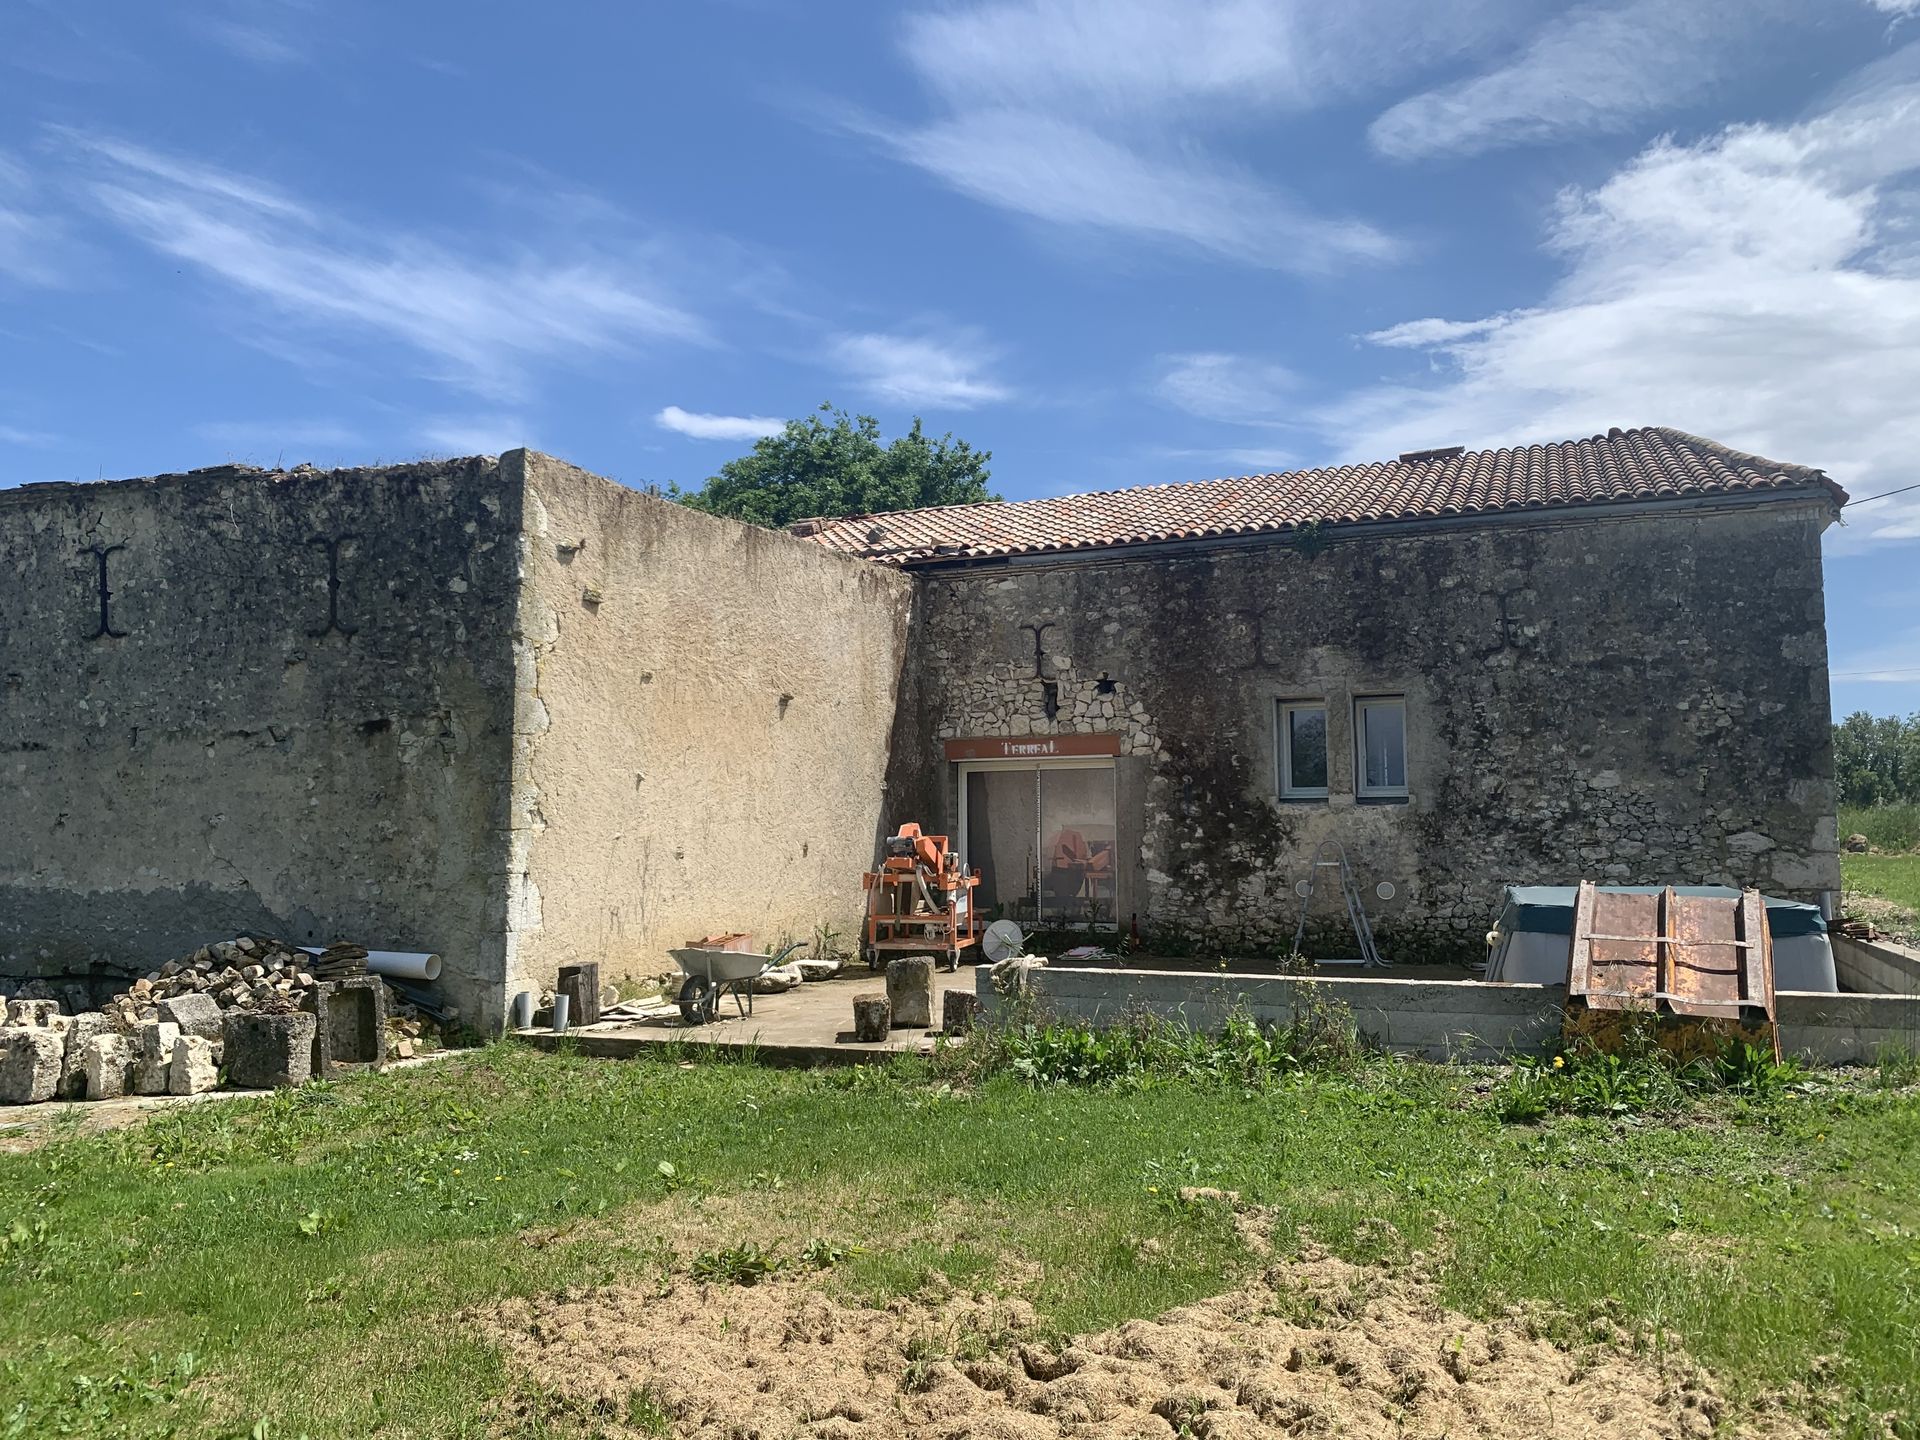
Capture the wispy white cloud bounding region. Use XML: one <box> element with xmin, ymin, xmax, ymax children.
<box><xmin>59</xmin><ymin>132</ymin><xmax>706</xmax><ymax>401</ymax></box>
<box><xmin>1370</xmin><ymin>0</ymin><xmax>1813</xmax><ymax>161</ymax></box>
<box><xmin>190</xmin><ymin>0</ymin><xmax>315</xmax><ymax>66</ymax></box>
<box><xmin>829</xmin><ymin>329</ymin><xmax>1010</xmax><ymax>409</ymax></box>
<box><xmin>199</xmin><ymin>19</ymin><xmax>303</xmax><ymax>65</ymax></box>
<box><xmin>1324</xmin><ymin>55</ymin><xmax>1920</xmax><ymax>548</ymax></box>
<box><xmin>901</xmin><ymin>0</ymin><xmax>1514</xmax><ymax>119</ymax></box>
<box><xmin>1156</xmin><ymin>352</ymin><xmax>1298</xmax><ymax>424</ymax></box>
<box><xmin>0</xmin><ymin>149</ymin><xmax>64</xmax><ymax>285</ymax></box>
<box><xmin>193</xmin><ymin>419</ymin><xmax>360</xmax><ymax>455</ymax></box>
<box><xmin>875</xmin><ymin>0</ymin><xmax>1477</xmax><ymax>272</ymax></box>
<box><xmin>0</xmin><ymin>422</ymin><xmax>59</xmax><ymax>446</ymax></box>
<box><xmin>1157</xmin><ymin>443</ymin><xmax>1299</xmax><ymax>474</ymax></box>
<box><xmin>887</xmin><ymin>110</ymin><xmax>1397</xmax><ymax>273</ymax></box>
<box><xmin>417</xmin><ymin>416</ymin><xmax>531</xmax><ymax>456</ymax></box>
<box><xmin>654</xmin><ymin>405</ymin><xmax>786</xmax><ymax>441</ymax></box>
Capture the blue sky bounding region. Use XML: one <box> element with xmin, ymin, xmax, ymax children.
<box><xmin>4</xmin><ymin>0</ymin><xmax>1920</xmax><ymax>717</ymax></box>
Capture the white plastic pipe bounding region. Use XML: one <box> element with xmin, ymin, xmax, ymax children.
<box><xmin>299</xmin><ymin>948</ymin><xmax>443</xmax><ymax>981</ymax></box>
<box><xmin>365</xmin><ymin>950</ymin><xmax>442</xmax><ymax>981</ymax></box>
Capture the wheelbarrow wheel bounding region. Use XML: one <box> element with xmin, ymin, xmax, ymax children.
<box><xmin>677</xmin><ymin>973</ymin><xmax>718</xmax><ymax>1025</ymax></box>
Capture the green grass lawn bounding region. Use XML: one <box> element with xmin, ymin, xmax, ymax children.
<box><xmin>1845</xmin><ymin>851</ymin><xmax>1920</xmax><ymax>913</ymax></box>
<box><xmin>3</xmin><ymin>1044</ymin><xmax>1918</xmax><ymax>1439</ymax></box>
<box><xmin>1843</xmin><ymin>850</ymin><xmax>1920</xmax><ymax>945</ymax></box>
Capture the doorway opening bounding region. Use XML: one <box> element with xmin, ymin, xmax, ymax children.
<box><xmin>959</xmin><ymin>759</ymin><xmax>1117</xmax><ymax>926</ymax></box>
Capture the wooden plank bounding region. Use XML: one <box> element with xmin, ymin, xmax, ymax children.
<box><xmin>1567</xmin><ymin>880</ymin><xmax>1597</xmax><ymax>996</ymax></box>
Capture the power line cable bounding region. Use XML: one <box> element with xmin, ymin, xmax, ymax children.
<box><xmin>1845</xmin><ymin>480</ymin><xmax>1920</xmax><ymax>508</ymax></box>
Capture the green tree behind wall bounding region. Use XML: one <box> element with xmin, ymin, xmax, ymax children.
<box><xmin>670</xmin><ymin>404</ymin><xmax>997</xmax><ymax>528</ymax></box>
<box><xmin>1833</xmin><ymin>710</ymin><xmax>1920</xmax><ymax>807</ymax></box>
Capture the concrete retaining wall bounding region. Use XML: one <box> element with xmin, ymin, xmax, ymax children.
<box><xmin>1832</xmin><ymin>934</ymin><xmax>1920</xmax><ymax>996</ymax></box>
<box><xmin>979</xmin><ymin>965</ymin><xmax>1565</xmax><ymax>1061</ymax></box>
<box><xmin>987</xmin><ymin>966</ymin><xmax>1920</xmax><ymax>1066</ymax></box>
<box><xmin>1778</xmin><ymin>990</ymin><xmax>1920</xmax><ymax>1064</ymax></box>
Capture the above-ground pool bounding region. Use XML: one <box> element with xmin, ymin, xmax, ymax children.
<box><xmin>1483</xmin><ymin>884</ymin><xmax>1837</xmax><ymax>992</ymax></box>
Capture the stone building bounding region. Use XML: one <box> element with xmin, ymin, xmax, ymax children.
<box><xmin>0</xmin><ymin>451</ymin><xmax>911</xmax><ymax>1028</ymax></box>
<box><xmin>811</xmin><ymin>426</ymin><xmax>1847</xmax><ymax>960</ymax></box>
<box><xmin>1</xmin><ymin>426</ymin><xmax>1845</xmax><ymax>1020</ymax></box>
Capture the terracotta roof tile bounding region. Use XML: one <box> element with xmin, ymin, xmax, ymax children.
<box><xmin>803</xmin><ymin>426</ymin><xmax>1844</xmax><ymax>566</ymax></box>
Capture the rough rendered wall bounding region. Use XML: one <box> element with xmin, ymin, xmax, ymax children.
<box><xmin>0</xmin><ymin>461</ymin><xmax>520</xmax><ymax>1020</ymax></box>
<box><xmin>893</xmin><ymin>501</ymin><xmax>1839</xmax><ymax>959</ymax></box>
<box><xmin>507</xmin><ymin>452</ymin><xmax>913</xmax><ymax>1002</ymax></box>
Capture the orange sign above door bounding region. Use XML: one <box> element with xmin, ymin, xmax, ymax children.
<box><xmin>944</xmin><ymin>733</ymin><xmax>1122</xmax><ymax>761</ymax></box>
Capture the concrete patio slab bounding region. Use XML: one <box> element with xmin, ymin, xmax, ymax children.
<box><xmin>515</xmin><ymin>966</ymin><xmax>983</xmax><ymax>1065</ymax></box>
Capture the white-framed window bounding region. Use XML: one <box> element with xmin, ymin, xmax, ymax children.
<box><xmin>1277</xmin><ymin>700</ymin><xmax>1329</xmax><ymax>799</ymax></box>
<box><xmin>1355</xmin><ymin>696</ymin><xmax>1409</xmax><ymax>798</ymax></box>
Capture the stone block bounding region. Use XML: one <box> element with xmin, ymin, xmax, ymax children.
<box><xmin>5</xmin><ymin>998</ymin><xmax>62</xmax><ymax>1027</ymax></box>
<box><xmin>168</xmin><ymin>1035</ymin><xmax>220</xmax><ymax>1096</ymax></box>
<box><xmin>750</xmin><ymin>963</ymin><xmax>803</xmax><ymax>994</ymax></box>
<box><xmin>59</xmin><ymin>1014</ymin><xmax>113</xmax><ymax>1099</ymax></box>
<box><xmin>942</xmin><ymin>989</ymin><xmax>980</xmax><ymax>1036</ymax></box>
<box><xmin>852</xmin><ymin>993</ymin><xmax>891</xmax><ymax>1043</ymax></box>
<box><xmin>133</xmin><ymin>1021</ymin><xmax>181</xmax><ymax>1095</ymax></box>
<box><xmin>0</xmin><ymin>1028</ymin><xmax>65</xmax><ymax>1104</ymax></box>
<box><xmin>157</xmin><ymin>992</ymin><xmax>224</xmax><ymax>1044</ymax></box>
<box><xmin>225</xmin><ymin>1011</ymin><xmax>316</xmax><ymax>1089</ymax></box>
<box><xmin>83</xmin><ymin>1034</ymin><xmax>136</xmax><ymax>1100</ymax></box>
<box><xmin>302</xmin><ymin>977</ymin><xmax>388</xmax><ymax>1079</ymax></box>
<box><xmin>885</xmin><ymin>956</ymin><xmax>935</xmax><ymax>1028</ymax></box>
<box><xmin>556</xmin><ymin>962</ymin><xmax>602</xmax><ymax>1026</ymax></box>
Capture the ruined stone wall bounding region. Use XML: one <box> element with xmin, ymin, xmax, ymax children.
<box><xmin>891</xmin><ymin>500</ymin><xmax>1839</xmax><ymax>959</ymax></box>
<box><xmin>0</xmin><ymin>460</ymin><xmax>522</xmax><ymax>1022</ymax></box>
<box><xmin>506</xmin><ymin>453</ymin><xmax>914</xmax><ymax>1005</ymax></box>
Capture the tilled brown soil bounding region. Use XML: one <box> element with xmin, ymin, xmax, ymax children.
<box><xmin>481</xmin><ymin>1239</ymin><xmax>1815</xmax><ymax>1439</ymax></box>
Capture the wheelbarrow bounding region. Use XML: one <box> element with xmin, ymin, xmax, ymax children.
<box><xmin>668</xmin><ymin>941</ymin><xmax>808</xmax><ymax>1025</ymax></box>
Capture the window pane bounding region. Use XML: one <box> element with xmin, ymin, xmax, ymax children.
<box><xmin>1039</xmin><ymin>767</ymin><xmax>1117</xmax><ymax>923</ymax></box>
<box><xmin>1288</xmin><ymin>708</ymin><xmax>1327</xmax><ymax>790</ymax></box>
<box><xmin>966</xmin><ymin>769</ymin><xmax>1038</xmax><ymax>920</ymax></box>
<box><xmin>1361</xmin><ymin>702</ymin><xmax>1406</xmax><ymax>791</ymax></box>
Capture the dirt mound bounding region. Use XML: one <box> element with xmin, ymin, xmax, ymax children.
<box><xmin>481</xmin><ymin>1245</ymin><xmax>1813</xmax><ymax>1439</ymax></box>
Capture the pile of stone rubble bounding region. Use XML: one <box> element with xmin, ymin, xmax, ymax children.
<box><xmin>104</xmin><ymin>936</ymin><xmax>342</xmax><ymax>1028</ymax></box>
<box><xmin>0</xmin><ymin>935</ymin><xmax>438</xmax><ymax>1107</ymax></box>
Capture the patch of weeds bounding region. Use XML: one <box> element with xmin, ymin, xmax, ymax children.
<box><xmin>825</xmin><ymin>1063</ymin><xmax>900</xmax><ymax>1095</ymax></box>
<box><xmin>293</xmin><ymin>1207</ymin><xmax>337</xmax><ymax>1238</ymax></box>
<box><xmin>800</xmin><ymin>1237</ymin><xmax>855</xmax><ymax>1269</ymax></box>
<box><xmin>0</xmin><ymin>1342</ymin><xmax>203</xmax><ymax>1439</ymax></box>
<box><xmin>302</xmin><ymin>1272</ymin><xmax>347</xmax><ymax>1306</ymax></box>
<box><xmin>623</xmin><ymin>1385</ymin><xmax>674</xmax><ymax>1437</ymax></box>
<box><xmin>1872</xmin><ymin>1044</ymin><xmax>1920</xmax><ymax>1090</ymax></box>
<box><xmin>900</xmin><ymin>1332</ymin><xmax>943</xmax><ymax>1393</ymax></box>
<box><xmin>1491</xmin><ymin>1025</ymin><xmax>1811</xmax><ymax>1122</ymax></box>
<box><xmin>957</xmin><ymin>999</ymin><xmax>1364</xmax><ymax>1091</ymax></box>
<box><xmin>687</xmin><ymin>1242</ymin><xmax>780</xmax><ymax>1286</ymax></box>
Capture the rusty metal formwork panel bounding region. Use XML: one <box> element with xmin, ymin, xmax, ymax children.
<box><xmin>1566</xmin><ymin>882</ymin><xmax>1775</xmax><ymax>1022</ymax></box>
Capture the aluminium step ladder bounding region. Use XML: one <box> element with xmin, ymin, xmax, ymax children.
<box><xmin>1290</xmin><ymin>839</ymin><xmax>1385</xmax><ymax>967</ymax></box>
